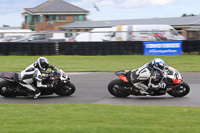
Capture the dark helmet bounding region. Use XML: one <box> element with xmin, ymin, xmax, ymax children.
<box><xmin>152</xmin><ymin>58</ymin><xmax>166</xmax><ymax>70</ymax></box>
<box><xmin>37</xmin><ymin>57</ymin><xmax>49</xmax><ymax>71</ymax></box>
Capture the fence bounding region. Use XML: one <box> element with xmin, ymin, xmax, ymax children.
<box><xmin>182</xmin><ymin>40</ymin><xmax>200</xmax><ymax>53</ymax></box>
<box><xmin>59</xmin><ymin>41</ymin><xmax>143</xmax><ymax>55</ymax></box>
<box><xmin>0</xmin><ymin>40</ymin><xmax>200</xmax><ymax>55</ymax></box>
<box><xmin>0</xmin><ymin>42</ymin><xmax>55</xmax><ymax>55</ymax></box>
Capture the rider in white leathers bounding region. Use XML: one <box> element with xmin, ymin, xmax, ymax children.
<box><xmin>131</xmin><ymin>58</ymin><xmax>166</xmax><ymax>95</ymax></box>
<box><xmin>19</xmin><ymin>57</ymin><xmax>55</xmax><ymax>98</ymax></box>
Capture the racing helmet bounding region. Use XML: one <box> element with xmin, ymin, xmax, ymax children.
<box><xmin>37</xmin><ymin>57</ymin><xmax>49</xmax><ymax>71</ymax></box>
<box><xmin>152</xmin><ymin>58</ymin><xmax>165</xmax><ymax>70</ymax></box>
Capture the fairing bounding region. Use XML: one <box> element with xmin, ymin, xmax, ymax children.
<box><xmin>115</xmin><ymin>70</ymin><xmax>129</xmax><ymax>82</ymax></box>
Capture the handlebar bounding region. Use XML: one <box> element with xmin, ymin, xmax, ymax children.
<box><xmin>49</xmin><ymin>69</ymin><xmax>60</xmax><ymax>79</ymax></box>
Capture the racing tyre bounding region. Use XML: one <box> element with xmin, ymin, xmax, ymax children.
<box><xmin>108</xmin><ymin>79</ymin><xmax>130</xmax><ymax>97</ymax></box>
<box><xmin>0</xmin><ymin>80</ymin><xmax>16</xmax><ymax>97</ymax></box>
<box><xmin>55</xmin><ymin>82</ymin><xmax>76</xmax><ymax>96</ymax></box>
<box><xmin>167</xmin><ymin>82</ymin><xmax>190</xmax><ymax>97</ymax></box>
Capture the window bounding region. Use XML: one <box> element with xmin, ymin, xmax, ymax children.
<box><xmin>48</xmin><ymin>33</ymin><xmax>53</xmax><ymax>38</ymax></box>
<box><xmin>78</xmin><ymin>15</ymin><xmax>84</xmax><ymax>21</ymax></box>
<box><xmin>0</xmin><ymin>33</ymin><xmax>3</xmax><ymax>38</ymax></box>
<box><xmin>37</xmin><ymin>34</ymin><xmax>46</xmax><ymax>40</ymax></box>
<box><xmin>170</xmin><ymin>29</ymin><xmax>178</xmax><ymax>35</ymax></box>
<box><xmin>175</xmin><ymin>28</ymin><xmax>182</xmax><ymax>35</ymax></box>
<box><xmin>74</xmin><ymin>16</ymin><xmax>78</xmax><ymax>21</ymax></box>
<box><xmin>57</xmin><ymin>15</ymin><xmax>66</xmax><ymax>22</ymax></box>
<box><xmin>40</xmin><ymin>16</ymin><xmax>43</xmax><ymax>23</ymax></box>
<box><xmin>65</xmin><ymin>33</ymin><xmax>73</xmax><ymax>38</ymax></box>
<box><xmin>74</xmin><ymin>15</ymin><xmax>84</xmax><ymax>21</ymax></box>
<box><xmin>36</xmin><ymin>15</ymin><xmax>42</xmax><ymax>23</ymax></box>
<box><xmin>46</xmin><ymin>15</ymin><xmax>50</xmax><ymax>21</ymax></box>
<box><xmin>28</xmin><ymin>15</ymin><xmax>34</xmax><ymax>25</ymax></box>
<box><xmin>77</xmin><ymin>29</ymin><xmax>83</xmax><ymax>32</ymax></box>
<box><xmin>188</xmin><ymin>31</ymin><xmax>198</xmax><ymax>39</ymax></box>
<box><xmin>46</xmin><ymin>15</ymin><xmax>56</xmax><ymax>21</ymax></box>
<box><xmin>28</xmin><ymin>34</ymin><xmax>46</xmax><ymax>40</ymax></box>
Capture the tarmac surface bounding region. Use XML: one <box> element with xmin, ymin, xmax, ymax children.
<box><xmin>0</xmin><ymin>72</ymin><xmax>199</xmax><ymax>107</ymax></box>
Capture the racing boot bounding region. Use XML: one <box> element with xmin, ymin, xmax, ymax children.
<box><xmin>33</xmin><ymin>92</ymin><xmax>41</xmax><ymax>99</ymax></box>
<box><xmin>134</xmin><ymin>82</ymin><xmax>149</xmax><ymax>95</ymax></box>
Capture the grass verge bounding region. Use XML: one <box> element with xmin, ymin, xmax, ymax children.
<box><xmin>0</xmin><ymin>55</ymin><xmax>200</xmax><ymax>72</ymax></box>
<box><xmin>0</xmin><ymin>55</ymin><xmax>199</xmax><ymax>133</ymax></box>
<box><xmin>0</xmin><ymin>104</ymin><xmax>200</xmax><ymax>133</ymax></box>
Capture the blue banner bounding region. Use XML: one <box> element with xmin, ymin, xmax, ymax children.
<box><xmin>143</xmin><ymin>41</ymin><xmax>182</xmax><ymax>55</ymax></box>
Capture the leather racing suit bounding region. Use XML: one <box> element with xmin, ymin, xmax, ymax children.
<box><xmin>19</xmin><ymin>62</ymin><xmax>54</xmax><ymax>98</ymax></box>
<box><xmin>130</xmin><ymin>61</ymin><xmax>164</xmax><ymax>94</ymax></box>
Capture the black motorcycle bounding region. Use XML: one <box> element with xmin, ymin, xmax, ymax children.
<box><xmin>0</xmin><ymin>68</ymin><xmax>76</xmax><ymax>98</ymax></box>
<box><xmin>108</xmin><ymin>67</ymin><xmax>190</xmax><ymax>97</ymax></box>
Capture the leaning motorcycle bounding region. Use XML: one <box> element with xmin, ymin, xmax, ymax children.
<box><xmin>108</xmin><ymin>67</ymin><xmax>190</xmax><ymax>97</ymax></box>
<box><xmin>0</xmin><ymin>67</ymin><xmax>76</xmax><ymax>98</ymax></box>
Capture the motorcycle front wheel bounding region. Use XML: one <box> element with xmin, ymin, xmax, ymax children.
<box><xmin>108</xmin><ymin>79</ymin><xmax>130</xmax><ymax>97</ymax></box>
<box><xmin>167</xmin><ymin>82</ymin><xmax>190</xmax><ymax>97</ymax></box>
<box><xmin>55</xmin><ymin>82</ymin><xmax>76</xmax><ymax>96</ymax></box>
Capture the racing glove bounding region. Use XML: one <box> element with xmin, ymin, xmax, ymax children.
<box><xmin>159</xmin><ymin>82</ymin><xmax>166</xmax><ymax>88</ymax></box>
<box><xmin>49</xmin><ymin>65</ymin><xmax>55</xmax><ymax>70</ymax></box>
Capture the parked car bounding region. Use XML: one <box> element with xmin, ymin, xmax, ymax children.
<box><xmin>0</xmin><ymin>29</ymin><xmax>32</xmax><ymax>42</ymax></box>
<box><xmin>4</xmin><ymin>35</ymin><xmax>25</xmax><ymax>42</ymax></box>
<box><xmin>11</xmin><ymin>33</ymin><xmax>65</xmax><ymax>42</ymax></box>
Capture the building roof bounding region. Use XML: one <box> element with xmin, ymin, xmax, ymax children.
<box><xmin>0</xmin><ymin>27</ymin><xmax>21</xmax><ymax>30</ymax></box>
<box><xmin>60</xmin><ymin>16</ymin><xmax>200</xmax><ymax>29</ymax></box>
<box><xmin>25</xmin><ymin>0</ymin><xmax>89</xmax><ymax>14</ymax></box>
<box><xmin>60</xmin><ymin>21</ymin><xmax>113</xmax><ymax>29</ymax></box>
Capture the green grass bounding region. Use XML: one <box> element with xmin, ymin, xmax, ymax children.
<box><xmin>0</xmin><ymin>55</ymin><xmax>200</xmax><ymax>72</ymax></box>
<box><xmin>0</xmin><ymin>104</ymin><xmax>199</xmax><ymax>133</ymax></box>
<box><xmin>0</xmin><ymin>56</ymin><xmax>200</xmax><ymax>133</ymax></box>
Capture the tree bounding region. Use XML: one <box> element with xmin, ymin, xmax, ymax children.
<box><xmin>3</xmin><ymin>25</ymin><xmax>9</xmax><ymax>27</ymax></box>
<box><xmin>182</xmin><ymin>13</ymin><xmax>198</xmax><ymax>17</ymax></box>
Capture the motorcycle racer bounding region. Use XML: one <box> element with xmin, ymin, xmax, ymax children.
<box><xmin>19</xmin><ymin>57</ymin><xmax>55</xmax><ymax>98</ymax></box>
<box><xmin>131</xmin><ymin>58</ymin><xmax>166</xmax><ymax>95</ymax></box>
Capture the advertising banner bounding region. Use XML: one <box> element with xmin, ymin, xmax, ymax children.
<box><xmin>143</xmin><ymin>41</ymin><xmax>182</xmax><ymax>55</ymax></box>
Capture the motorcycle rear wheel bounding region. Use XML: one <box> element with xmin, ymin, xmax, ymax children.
<box><xmin>108</xmin><ymin>79</ymin><xmax>130</xmax><ymax>97</ymax></box>
<box><xmin>0</xmin><ymin>80</ymin><xmax>17</xmax><ymax>97</ymax></box>
<box><xmin>55</xmin><ymin>82</ymin><xmax>76</xmax><ymax>96</ymax></box>
<box><xmin>167</xmin><ymin>82</ymin><xmax>190</xmax><ymax>97</ymax></box>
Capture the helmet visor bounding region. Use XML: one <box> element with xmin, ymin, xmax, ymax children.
<box><xmin>40</xmin><ymin>59</ymin><xmax>49</xmax><ymax>70</ymax></box>
<box><xmin>158</xmin><ymin>64</ymin><xmax>164</xmax><ymax>70</ymax></box>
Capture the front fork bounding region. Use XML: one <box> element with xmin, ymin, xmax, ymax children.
<box><xmin>54</xmin><ymin>80</ymin><xmax>70</xmax><ymax>88</ymax></box>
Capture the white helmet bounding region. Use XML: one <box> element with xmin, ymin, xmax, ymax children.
<box><xmin>37</xmin><ymin>57</ymin><xmax>49</xmax><ymax>71</ymax></box>
<box><xmin>152</xmin><ymin>58</ymin><xmax>165</xmax><ymax>70</ymax></box>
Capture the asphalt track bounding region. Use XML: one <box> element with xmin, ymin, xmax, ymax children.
<box><xmin>0</xmin><ymin>72</ymin><xmax>199</xmax><ymax>107</ymax></box>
